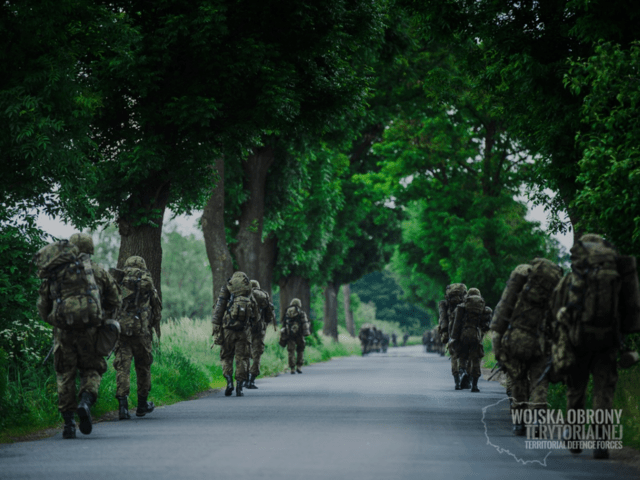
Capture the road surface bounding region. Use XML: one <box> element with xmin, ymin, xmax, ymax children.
<box><xmin>1</xmin><ymin>345</ymin><xmax>637</xmax><ymax>480</ymax></box>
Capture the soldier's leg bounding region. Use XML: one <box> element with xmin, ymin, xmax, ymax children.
<box><xmin>114</xmin><ymin>337</ymin><xmax>134</xmax><ymax>397</ymax></box>
<box><xmin>131</xmin><ymin>334</ymin><xmax>153</xmax><ymax>398</ymax></box>
<box><xmin>249</xmin><ymin>328</ymin><xmax>266</xmax><ymax>378</ymax></box>
<box><xmin>469</xmin><ymin>345</ymin><xmax>482</xmax><ymax>392</ymax></box>
<box><xmin>287</xmin><ymin>339</ymin><xmax>296</xmax><ymax>372</ymax></box>
<box><xmin>53</xmin><ymin>333</ymin><xmax>79</xmax><ymax>414</ymax></box>
<box><xmin>528</xmin><ymin>355</ymin><xmax>549</xmax><ymax>410</ymax></box>
<box><xmin>295</xmin><ymin>336</ymin><xmax>306</xmax><ymax>372</ymax></box>
<box><xmin>77</xmin><ymin>328</ymin><xmax>107</xmax><ymax>401</ymax></box>
<box><xmin>510</xmin><ymin>376</ymin><xmax>529</xmax><ymax>435</ymax></box>
<box><xmin>234</xmin><ymin>331</ymin><xmax>250</xmax><ymax>396</ymax></box>
<box><xmin>220</xmin><ymin>329</ymin><xmax>237</xmax><ymax>395</ymax></box>
<box><xmin>565</xmin><ymin>356</ymin><xmax>591</xmax><ymax>452</ymax></box>
<box><xmin>591</xmin><ymin>348</ymin><xmax>618</xmax><ymax>459</ymax></box>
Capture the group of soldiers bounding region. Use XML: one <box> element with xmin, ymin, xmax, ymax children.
<box><xmin>358</xmin><ymin>324</ymin><xmax>390</xmax><ymax>355</ymax></box>
<box><xmin>211</xmin><ymin>271</ymin><xmax>311</xmax><ymax>397</ymax></box>
<box><xmin>422</xmin><ymin>328</ymin><xmax>445</xmax><ymax>355</ymax></box>
<box><xmin>35</xmin><ymin>233</ymin><xmax>312</xmax><ymax>439</ymax></box>
<box><xmin>437</xmin><ymin>233</ymin><xmax>640</xmax><ymax>460</ymax></box>
<box><xmin>35</xmin><ymin>233</ymin><xmax>161</xmax><ymax>439</ymax></box>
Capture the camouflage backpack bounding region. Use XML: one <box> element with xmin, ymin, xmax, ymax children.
<box><xmin>252</xmin><ymin>288</ymin><xmax>275</xmax><ymax>325</ymax></box>
<box><xmin>33</xmin><ymin>240</ymin><xmax>103</xmax><ymax>330</ymax></box>
<box><xmin>118</xmin><ymin>266</ymin><xmax>154</xmax><ymax>336</ymax></box>
<box><xmin>285</xmin><ymin>305</ymin><xmax>310</xmax><ymax>336</ymax></box>
<box><xmin>501</xmin><ymin>258</ymin><xmax>562</xmax><ymax>362</ymax></box>
<box><xmin>222</xmin><ymin>272</ymin><xmax>257</xmax><ymax>331</ymax></box>
<box><xmin>561</xmin><ymin>238</ymin><xmax>622</xmax><ymax>351</ymax></box>
<box><xmin>455</xmin><ymin>295</ymin><xmax>486</xmax><ymax>346</ymax></box>
<box><xmin>440</xmin><ymin>284</ymin><xmax>467</xmax><ymax>337</ymax></box>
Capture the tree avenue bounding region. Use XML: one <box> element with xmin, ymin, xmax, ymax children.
<box><xmin>3</xmin><ymin>0</ymin><xmax>640</xmax><ymax>433</ymax></box>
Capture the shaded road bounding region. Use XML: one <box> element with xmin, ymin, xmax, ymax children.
<box><xmin>1</xmin><ymin>345</ymin><xmax>638</xmax><ymax>479</ymax></box>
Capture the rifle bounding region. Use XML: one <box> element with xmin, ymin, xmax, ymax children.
<box><xmin>42</xmin><ymin>344</ymin><xmax>54</xmax><ymax>366</ymax></box>
<box><xmin>487</xmin><ymin>362</ymin><xmax>506</xmax><ymax>381</ymax></box>
<box><xmin>533</xmin><ymin>356</ymin><xmax>553</xmax><ymax>389</ymax></box>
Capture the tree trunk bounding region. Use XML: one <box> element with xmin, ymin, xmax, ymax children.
<box><xmin>117</xmin><ymin>177</ymin><xmax>171</xmax><ymax>300</ymax></box>
<box><xmin>231</xmin><ymin>145</ymin><xmax>275</xmax><ymax>287</ymax></box>
<box><xmin>278</xmin><ymin>275</ymin><xmax>311</xmax><ymax>326</ymax></box>
<box><xmin>343</xmin><ymin>283</ymin><xmax>355</xmax><ymax>337</ymax></box>
<box><xmin>202</xmin><ymin>157</ymin><xmax>234</xmax><ymax>304</ymax></box>
<box><xmin>323</xmin><ymin>282</ymin><xmax>339</xmax><ymax>341</ymax></box>
<box><xmin>257</xmin><ymin>233</ymin><xmax>277</xmax><ymax>299</ymax></box>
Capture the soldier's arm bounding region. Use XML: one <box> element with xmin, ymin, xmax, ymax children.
<box><xmin>212</xmin><ymin>285</ymin><xmax>230</xmax><ymax>326</ymax></box>
<box><xmin>36</xmin><ymin>280</ymin><xmax>53</xmax><ymax>323</ymax></box>
<box><xmin>95</xmin><ymin>264</ymin><xmax>122</xmax><ymax>318</ymax></box>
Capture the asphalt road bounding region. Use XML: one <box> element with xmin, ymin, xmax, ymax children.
<box><xmin>1</xmin><ymin>345</ymin><xmax>638</xmax><ymax>480</ymax></box>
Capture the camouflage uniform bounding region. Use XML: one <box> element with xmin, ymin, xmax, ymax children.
<box><xmin>37</xmin><ymin>233</ymin><xmax>120</xmax><ymax>438</ymax></box>
<box><xmin>438</xmin><ymin>284</ymin><xmax>467</xmax><ymax>389</ymax></box>
<box><xmin>451</xmin><ymin>288</ymin><xmax>492</xmax><ymax>392</ymax></box>
<box><xmin>113</xmin><ymin>256</ymin><xmax>162</xmax><ymax>418</ymax></box>
<box><xmin>492</xmin><ymin>260</ymin><xmax>561</xmax><ymax>435</ymax></box>
<box><xmin>283</xmin><ymin>299</ymin><xmax>310</xmax><ymax>373</ymax></box>
<box><xmin>212</xmin><ymin>272</ymin><xmax>258</xmax><ymax>396</ymax></box>
<box><xmin>244</xmin><ymin>280</ymin><xmax>275</xmax><ymax>388</ymax></box>
<box><xmin>391</xmin><ymin>332</ymin><xmax>398</xmax><ymax>347</ymax></box>
<box><xmin>359</xmin><ymin>325</ymin><xmax>372</xmax><ymax>355</ymax></box>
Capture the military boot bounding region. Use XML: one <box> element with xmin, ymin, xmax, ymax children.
<box><xmin>224</xmin><ymin>374</ymin><xmax>234</xmax><ymax>396</ymax></box>
<box><xmin>62</xmin><ymin>411</ymin><xmax>76</xmax><ymax>439</ymax></box>
<box><xmin>290</xmin><ymin>368</ymin><xmax>296</xmax><ymax>374</ymax></box>
<box><xmin>116</xmin><ymin>396</ymin><xmax>131</xmax><ymax>420</ymax></box>
<box><xmin>512</xmin><ymin>424</ymin><xmax>526</xmax><ymax>436</ymax></box>
<box><xmin>454</xmin><ymin>373</ymin><xmax>462</xmax><ymax>390</ymax></box>
<box><xmin>296</xmin><ymin>367</ymin><xmax>302</xmax><ymax>374</ymax></box>
<box><xmin>76</xmin><ymin>391</ymin><xmax>95</xmax><ymax>435</ymax></box>
<box><xmin>246</xmin><ymin>374</ymin><xmax>258</xmax><ymax>389</ymax></box>
<box><xmin>471</xmin><ymin>376</ymin><xmax>480</xmax><ymax>392</ymax></box>
<box><xmin>136</xmin><ymin>395</ymin><xmax>155</xmax><ymax>417</ymax></box>
<box><xmin>236</xmin><ymin>379</ymin><xmax>244</xmax><ymax>397</ymax></box>
<box><xmin>460</xmin><ymin>370</ymin><xmax>471</xmax><ymax>389</ymax></box>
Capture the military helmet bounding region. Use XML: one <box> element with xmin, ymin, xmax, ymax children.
<box><xmin>250</xmin><ymin>280</ymin><xmax>260</xmax><ymax>289</ymax></box>
<box><xmin>467</xmin><ymin>287</ymin><xmax>481</xmax><ymax>297</ymax></box>
<box><xmin>69</xmin><ymin>233</ymin><xmax>94</xmax><ymax>254</ymax></box>
<box><xmin>290</xmin><ymin>298</ymin><xmax>302</xmax><ymax>307</ymax></box>
<box><xmin>124</xmin><ymin>255</ymin><xmax>147</xmax><ymax>269</ymax></box>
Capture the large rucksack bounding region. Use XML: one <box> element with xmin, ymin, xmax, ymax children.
<box><xmin>454</xmin><ymin>295</ymin><xmax>486</xmax><ymax>346</ymax></box>
<box><xmin>118</xmin><ymin>266</ymin><xmax>154</xmax><ymax>336</ymax></box>
<box><xmin>252</xmin><ymin>288</ymin><xmax>275</xmax><ymax>325</ymax></box>
<box><xmin>560</xmin><ymin>239</ymin><xmax>625</xmax><ymax>351</ymax></box>
<box><xmin>222</xmin><ymin>272</ymin><xmax>256</xmax><ymax>331</ymax></box>
<box><xmin>501</xmin><ymin>258</ymin><xmax>563</xmax><ymax>362</ymax></box>
<box><xmin>285</xmin><ymin>305</ymin><xmax>310</xmax><ymax>336</ymax></box>
<box><xmin>33</xmin><ymin>240</ymin><xmax>103</xmax><ymax>330</ymax></box>
<box><xmin>440</xmin><ymin>284</ymin><xmax>467</xmax><ymax>338</ymax></box>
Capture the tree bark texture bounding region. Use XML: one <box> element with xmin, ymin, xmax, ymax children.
<box><xmin>202</xmin><ymin>157</ymin><xmax>234</xmax><ymax>305</ymax></box>
<box><xmin>323</xmin><ymin>282</ymin><xmax>339</xmax><ymax>341</ymax></box>
<box><xmin>257</xmin><ymin>233</ymin><xmax>277</xmax><ymax>299</ymax></box>
<box><xmin>231</xmin><ymin>145</ymin><xmax>275</xmax><ymax>288</ymax></box>
<box><xmin>278</xmin><ymin>275</ymin><xmax>311</xmax><ymax>326</ymax></box>
<box><xmin>117</xmin><ymin>177</ymin><xmax>171</xmax><ymax>301</ymax></box>
<box><xmin>343</xmin><ymin>283</ymin><xmax>355</xmax><ymax>337</ymax></box>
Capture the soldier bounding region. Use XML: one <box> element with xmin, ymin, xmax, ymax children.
<box><xmin>552</xmin><ymin>234</ymin><xmax>640</xmax><ymax>459</ymax></box>
<box><xmin>245</xmin><ymin>280</ymin><xmax>275</xmax><ymax>389</ymax></box>
<box><xmin>422</xmin><ymin>330</ymin><xmax>430</xmax><ymax>352</ymax></box>
<box><xmin>381</xmin><ymin>332</ymin><xmax>390</xmax><ymax>353</ymax></box>
<box><xmin>439</xmin><ymin>283</ymin><xmax>468</xmax><ymax>390</ymax></box>
<box><xmin>35</xmin><ymin>233</ymin><xmax>120</xmax><ymax>438</ymax></box>
<box><xmin>402</xmin><ymin>333</ymin><xmax>409</xmax><ymax>346</ymax></box>
<box><xmin>281</xmin><ymin>298</ymin><xmax>311</xmax><ymax>373</ymax></box>
<box><xmin>450</xmin><ymin>288</ymin><xmax>492</xmax><ymax>392</ymax></box>
<box><xmin>491</xmin><ymin>259</ymin><xmax>562</xmax><ymax>435</ymax></box>
<box><xmin>359</xmin><ymin>324</ymin><xmax>372</xmax><ymax>355</ymax></box>
<box><xmin>391</xmin><ymin>332</ymin><xmax>398</xmax><ymax>348</ymax></box>
<box><xmin>212</xmin><ymin>272</ymin><xmax>259</xmax><ymax>396</ymax></box>
<box><xmin>113</xmin><ymin>256</ymin><xmax>162</xmax><ymax>419</ymax></box>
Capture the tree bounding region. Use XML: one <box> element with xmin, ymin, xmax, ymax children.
<box><xmin>566</xmin><ymin>41</ymin><xmax>640</xmax><ymax>255</ymax></box>
<box><xmin>406</xmin><ymin>0</ymin><xmax>640</xmax><ymax>242</ymax></box>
